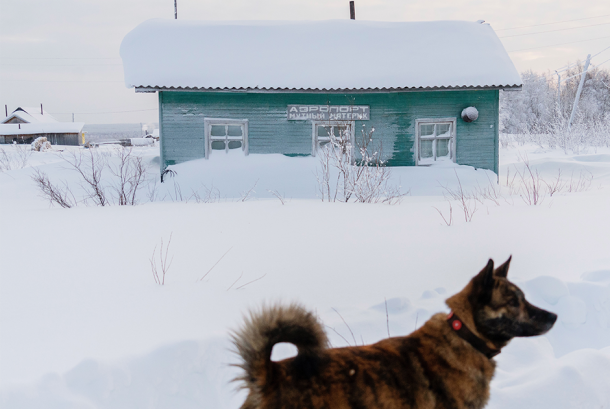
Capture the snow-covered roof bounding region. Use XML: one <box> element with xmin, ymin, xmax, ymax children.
<box><xmin>0</xmin><ymin>122</ymin><xmax>85</xmax><ymax>136</ymax></box>
<box><xmin>1</xmin><ymin>107</ymin><xmax>60</xmax><ymax>124</ymax></box>
<box><xmin>120</xmin><ymin>19</ymin><xmax>522</xmax><ymax>91</ymax></box>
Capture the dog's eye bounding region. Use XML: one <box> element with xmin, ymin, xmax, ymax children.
<box><xmin>509</xmin><ymin>298</ymin><xmax>519</xmax><ymax>307</ymax></box>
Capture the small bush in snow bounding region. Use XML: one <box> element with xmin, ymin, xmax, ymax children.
<box><xmin>31</xmin><ymin>137</ymin><xmax>52</xmax><ymax>152</ymax></box>
<box><xmin>108</xmin><ymin>147</ymin><xmax>147</xmax><ymax>205</ymax></box>
<box><xmin>0</xmin><ymin>144</ymin><xmax>31</xmax><ymax>171</ymax></box>
<box><xmin>150</xmin><ymin>233</ymin><xmax>174</xmax><ymax>285</ymax></box>
<box><xmin>31</xmin><ymin>169</ymin><xmax>76</xmax><ymax>208</ymax></box>
<box><xmin>439</xmin><ymin>170</ymin><xmax>478</xmax><ymax>222</ymax></box>
<box><xmin>316</xmin><ymin>125</ymin><xmax>403</xmax><ymax>204</ymax></box>
<box><xmin>32</xmin><ymin>147</ymin><xmax>151</xmax><ymax>207</ymax></box>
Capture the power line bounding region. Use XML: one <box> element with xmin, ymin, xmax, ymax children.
<box><xmin>554</xmin><ymin>45</ymin><xmax>610</xmax><ymax>72</ymax></box>
<box><xmin>555</xmin><ymin>61</ymin><xmax>579</xmax><ymax>72</ymax></box>
<box><xmin>1</xmin><ymin>57</ymin><xmax>120</xmax><ymax>60</ymax></box>
<box><xmin>499</xmin><ymin>22</ymin><xmax>610</xmax><ymax>39</ymax></box>
<box><xmin>592</xmin><ymin>45</ymin><xmax>610</xmax><ymax>59</ymax></box>
<box><xmin>50</xmin><ymin>109</ymin><xmax>157</xmax><ymax>115</ymax></box>
<box><xmin>593</xmin><ymin>56</ymin><xmax>610</xmax><ymax>68</ymax></box>
<box><xmin>1</xmin><ymin>79</ymin><xmax>124</xmax><ymax>83</ymax></box>
<box><xmin>495</xmin><ymin>14</ymin><xmax>610</xmax><ymax>31</ymax></box>
<box><xmin>507</xmin><ymin>35</ymin><xmax>610</xmax><ymax>52</ymax></box>
<box><xmin>1</xmin><ymin>64</ymin><xmax>123</xmax><ymax>66</ymax></box>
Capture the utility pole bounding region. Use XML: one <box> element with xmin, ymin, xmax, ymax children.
<box><xmin>568</xmin><ymin>54</ymin><xmax>591</xmax><ymax>130</ymax></box>
<box><xmin>174</xmin><ymin>0</ymin><xmax>177</xmax><ymax>19</ymax></box>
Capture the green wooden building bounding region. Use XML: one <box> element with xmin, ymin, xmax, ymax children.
<box><xmin>120</xmin><ymin>19</ymin><xmax>521</xmax><ymax>174</ymax></box>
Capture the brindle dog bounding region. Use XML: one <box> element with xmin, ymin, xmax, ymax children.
<box><xmin>231</xmin><ymin>257</ymin><xmax>557</xmax><ymax>409</ymax></box>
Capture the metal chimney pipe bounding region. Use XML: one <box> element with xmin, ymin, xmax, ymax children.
<box><xmin>350</xmin><ymin>1</ymin><xmax>355</xmax><ymax>19</ymax></box>
<box><xmin>40</xmin><ymin>104</ymin><xmax>43</xmax><ymax>115</ymax></box>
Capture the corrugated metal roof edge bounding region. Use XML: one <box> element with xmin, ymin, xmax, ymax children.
<box><xmin>134</xmin><ymin>84</ymin><xmax>522</xmax><ymax>93</ymax></box>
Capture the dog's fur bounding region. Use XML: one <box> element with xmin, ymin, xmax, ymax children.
<box><xmin>231</xmin><ymin>257</ymin><xmax>557</xmax><ymax>409</ymax></box>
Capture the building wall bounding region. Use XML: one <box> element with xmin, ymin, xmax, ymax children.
<box><xmin>1</xmin><ymin>133</ymin><xmax>81</xmax><ymax>145</ymax></box>
<box><xmin>4</xmin><ymin>117</ymin><xmax>27</xmax><ymax>124</ymax></box>
<box><xmin>159</xmin><ymin>89</ymin><xmax>499</xmax><ymax>172</ymax></box>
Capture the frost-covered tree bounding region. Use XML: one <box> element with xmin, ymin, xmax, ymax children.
<box><xmin>500</xmin><ymin>70</ymin><xmax>555</xmax><ymax>134</ymax></box>
<box><xmin>500</xmin><ymin>64</ymin><xmax>610</xmax><ymax>150</ymax></box>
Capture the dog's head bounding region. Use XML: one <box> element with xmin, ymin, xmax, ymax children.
<box><xmin>447</xmin><ymin>257</ymin><xmax>557</xmax><ymax>347</ymax></box>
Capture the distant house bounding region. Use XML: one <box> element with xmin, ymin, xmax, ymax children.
<box><xmin>0</xmin><ymin>107</ymin><xmax>85</xmax><ymax>145</ymax></box>
<box><xmin>120</xmin><ymin>19</ymin><xmax>521</xmax><ymax>174</ymax></box>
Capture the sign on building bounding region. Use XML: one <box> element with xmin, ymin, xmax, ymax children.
<box><xmin>287</xmin><ymin>105</ymin><xmax>370</xmax><ymax>121</ymax></box>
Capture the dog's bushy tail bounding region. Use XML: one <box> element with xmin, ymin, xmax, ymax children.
<box><xmin>231</xmin><ymin>303</ymin><xmax>328</xmax><ymax>394</ymax></box>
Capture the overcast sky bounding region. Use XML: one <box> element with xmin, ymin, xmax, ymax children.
<box><xmin>1</xmin><ymin>0</ymin><xmax>609</xmax><ymax>124</ymax></box>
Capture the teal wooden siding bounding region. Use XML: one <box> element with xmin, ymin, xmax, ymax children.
<box><xmin>159</xmin><ymin>89</ymin><xmax>499</xmax><ymax>173</ymax></box>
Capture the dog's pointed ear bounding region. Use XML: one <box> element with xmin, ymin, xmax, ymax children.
<box><xmin>494</xmin><ymin>255</ymin><xmax>512</xmax><ymax>278</ymax></box>
<box><xmin>473</xmin><ymin>259</ymin><xmax>495</xmax><ymax>295</ymax></box>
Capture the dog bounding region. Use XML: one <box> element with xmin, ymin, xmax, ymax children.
<box><xmin>231</xmin><ymin>257</ymin><xmax>557</xmax><ymax>409</ymax></box>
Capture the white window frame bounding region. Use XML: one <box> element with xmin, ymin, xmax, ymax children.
<box><xmin>204</xmin><ymin>118</ymin><xmax>249</xmax><ymax>159</ymax></box>
<box><xmin>311</xmin><ymin>121</ymin><xmax>355</xmax><ymax>157</ymax></box>
<box><xmin>414</xmin><ymin>118</ymin><xmax>457</xmax><ymax>165</ymax></box>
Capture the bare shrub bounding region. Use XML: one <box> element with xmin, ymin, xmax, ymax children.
<box><xmin>32</xmin><ymin>147</ymin><xmax>150</xmax><ymax>207</ymax></box>
<box><xmin>316</xmin><ymin>125</ymin><xmax>404</xmax><ymax>204</ymax></box>
<box><xmin>240</xmin><ymin>179</ymin><xmax>258</xmax><ymax>202</ymax></box>
<box><xmin>440</xmin><ymin>170</ymin><xmax>477</xmax><ymax>222</ymax></box>
<box><xmin>108</xmin><ymin>147</ymin><xmax>147</xmax><ymax>205</ymax></box>
<box><xmin>541</xmin><ymin>168</ymin><xmax>591</xmax><ymax>196</ymax></box>
<box><xmin>433</xmin><ymin>202</ymin><xmax>453</xmax><ymax>226</ymax></box>
<box><xmin>62</xmin><ymin>149</ymin><xmax>109</xmax><ymax>206</ymax></box>
<box><xmin>545</xmin><ymin>169</ymin><xmax>567</xmax><ymax>197</ymax></box>
<box><xmin>169</xmin><ymin>180</ymin><xmax>184</xmax><ymax>202</ymax></box>
<box><xmin>31</xmin><ymin>169</ymin><xmax>76</xmax><ymax>208</ymax></box>
<box><xmin>474</xmin><ymin>173</ymin><xmax>502</xmax><ymax>206</ymax></box>
<box><xmin>502</xmin><ymin>167</ymin><xmax>520</xmax><ymax>196</ymax></box>
<box><xmin>15</xmin><ymin>144</ymin><xmax>31</xmax><ymax>168</ymax></box>
<box><xmin>201</xmin><ymin>183</ymin><xmax>221</xmax><ymax>203</ymax></box>
<box><xmin>567</xmin><ymin>169</ymin><xmax>593</xmax><ymax>192</ymax></box>
<box><xmin>315</xmin><ymin>143</ymin><xmax>333</xmax><ymax>202</ymax></box>
<box><xmin>150</xmin><ymin>233</ymin><xmax>174</xmax><ymax>285</ymax></box>
<box><xmin>267</xmin><ymin>189</ymin><xmax>286</xmax><ymax>205</ymax></box>
<box><xmin>0</xmin><ymin>145</ymin><xmax>31</xmax><ymax>171</ymax></box>
<box><xmin>183</xmin><ymin>183</ymin><xmax>222</xmax><ymax>204</ymax></box>
<box><xmin>514</xmin><ymin>152</ymin><xmax>545</xmax><ymax>205</ymax></box>
<box><xmin>199</xmin><ymin>247</ymin><xmax>233</xmax><ymax>282</ymax></box>
<box><xmin>0</xmin><ymin>148</ymin><xmax>11</xmax><ymax>171</ymax></box>
<box><xmin>235</xmin><ymin>273</ymin><xmax>267</xmax><ymax>290</ymax></box>
<box><xmin>147</xmin><ymin>178</ymin><xmax>159</xmax><ymax>202</ymax></box>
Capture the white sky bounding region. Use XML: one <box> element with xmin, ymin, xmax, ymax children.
<box><xmin>1</xmin><ymin>0</ymin><xmax>609</xmax><ymax>124</ymax></box>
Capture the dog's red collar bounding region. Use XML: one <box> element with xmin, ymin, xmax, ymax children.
<box><xmin>447</xmin><ymin>311</ymin><xmax>501</xmax><ymax>359</ymax></box>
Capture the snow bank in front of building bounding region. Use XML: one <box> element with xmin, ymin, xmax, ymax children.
<box><xmin>120</xmin><ymin>19</ymin><xmax>522</xmax><ymax>90</ymax></box>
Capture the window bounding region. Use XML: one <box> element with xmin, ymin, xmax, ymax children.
<box><xmin>311</xmin><ymin>121</ymin><xmax>354</xmax><ymax>156</ymax></box>
<box><xmin>204</xmin><ymin>118</ymin><xmax>248</xmax><ymax>159</ymax></box>
<box><xmin>415</xmin><ymin>118</ymin><xmax>456</xmax><ymax>165</ymax></box>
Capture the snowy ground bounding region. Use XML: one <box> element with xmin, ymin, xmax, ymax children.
<box><xmin>1</xmin><ymin>142</ymin><xmax>609</xmax><ymax>408</ymax></box>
